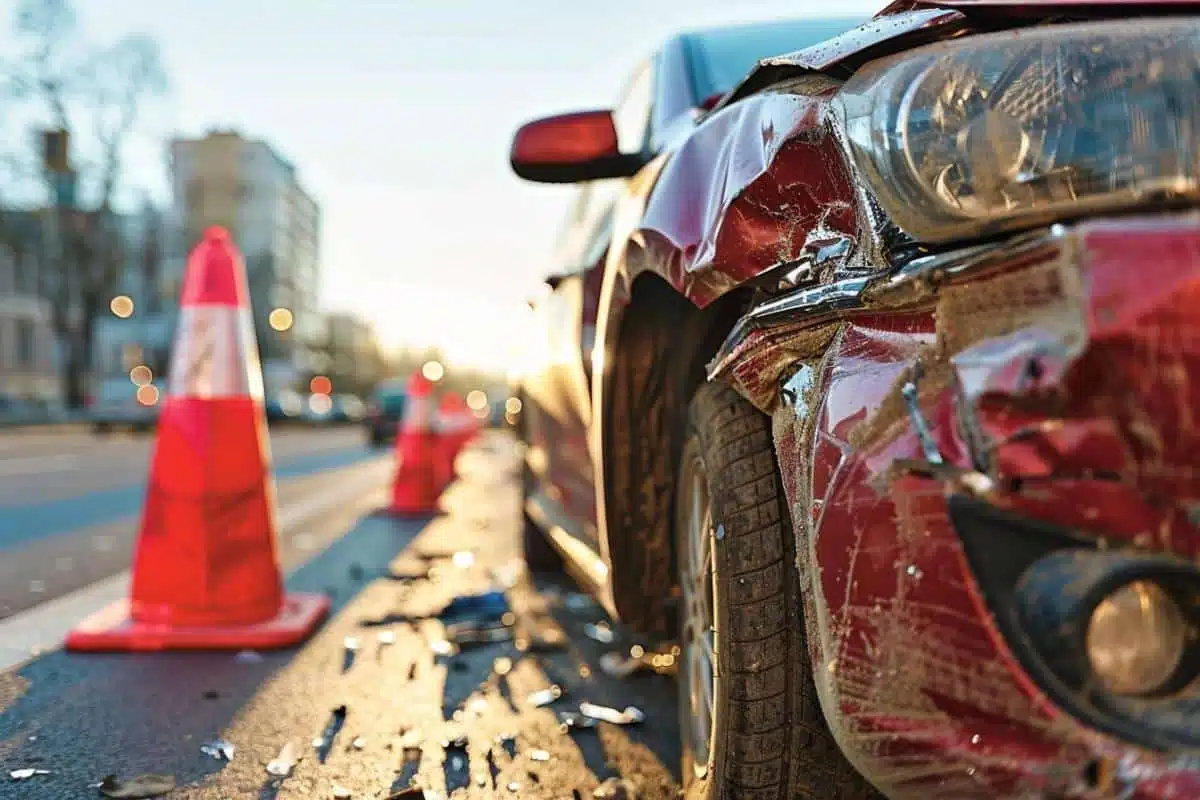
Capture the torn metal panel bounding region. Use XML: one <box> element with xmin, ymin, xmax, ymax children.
<box><xmin>637</xmin><ymin>75</ymin><xmax>862</xmax><ymax>308</ymax></box>
<box><xmin>756</xmin><ymin>213</ymin><xmax>1200</xmax><ymax>798</ymax></box>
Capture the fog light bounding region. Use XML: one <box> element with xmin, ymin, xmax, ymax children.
<box><xmin>1086</xmin><ymin>581</ymin><xmax>1187</xmax><ymax>696</ymax></box>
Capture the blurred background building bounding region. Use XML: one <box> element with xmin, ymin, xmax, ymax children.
<box><xmin>168</xmin><ymin>129</ymin><xmax>323</xmax><ymax>396</ymax></box>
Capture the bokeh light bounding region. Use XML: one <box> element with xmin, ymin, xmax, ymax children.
<box><xmin>466</xmin><ymin>389</ymin><xmax>488</xmax><ymax>411</ymax></box>
<box><xmin>110</xmin><ymin>295</ymin><xmax>134</xmax><ymax>318</ymax></box>
<box><xmin>268</xmin><ymin>307</ymin><xmax>294</xmax><ymax>332</ymax></box>
<box><xmin>505</xmin><ymin>396</ymin><xmax>522</xmax><ymax>415</ymax></box>
<box><xmin>309</xmin><ymin>375</ymin><xmax>332</xmax><ymax>395</ymax></box>
<box><xmin>136</xmin><ymin>384</ymin><xmax>160</xmax><ymax>406</ymax></box>
<box><xmin>422</xmin><ymin>360</ymin><xmax>445</xmax><ymax>382</ymax></box>
<box><xmin>129</xmin><ymin>365</ymin><xmax>153</xmax><ymax>386</ymax></box>
<box><xmin>309</xmin><ymin>392</ymin><xmax>333</xmax><ymax>415</ymax></box>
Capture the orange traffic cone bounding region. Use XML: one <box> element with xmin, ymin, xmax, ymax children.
<box><xmin>387</xmin><ymin>371</ymin><xmax>441</xmax><ymax>516</ymax></box>
<box><xmin>66</xmin><ymin>227</ymin><xmax>330</xmax><ymax>652</ymax></box>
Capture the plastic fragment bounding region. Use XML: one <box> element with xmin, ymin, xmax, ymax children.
<box><xmin>452</xmin><ymin>550</ymin><xmax>475</xmax><ymax>568</ymax></box>
<box><xmin>557</xmin><ymin>711</ymin><xmax>598</xmax><ymax>730</ymax></box>
<box><xmin>332</xmin><ymin>785</ymin><xmax>353</xmax><ymax>799</ymax></box>
<box><xmin>201</xmin><ymin>739</ymin><xmax>236</xmax><ymax>761</ymax></box>
<box><xmin>352</xmin><ymin>735</ymin><xmax>367</xmax><ymax>750</ymax></box>
<box><xmin>579</xmin><ymin>702</ymin><xmax>646</xmax><ymax>725</ymax></box>
<box><xmin>583</xmin><ymin>621</ymin><xmax>615</xmax><ymax>643</ymax></box>
<box><xmin>9</xmin><ymin>768</ymin><xmax>50</xmax><ymax>780</ymax></box>
<box><xmin>378</xmin><ymin>630</ymin><xmax>397</xmax><ymax>646</ymax></box>
<box><xmin>440</xmin><ymin>590</ymin><xmax>509</xmax><ymax>623</ymax></box>
<box><xmin>343</xmin><ymin>636</ymin><xmax>360</xmax><ymax>651</ymax></box>
<box><xmin>266</xmin><ymin>740</ymin><xmax>300</xmax><ymax>777</ymax></box>
<box><xmin>527</xmin><ymin>685</ymin><xmax>563</xmax><ymax>707</ymax></box>
<box><xmin>97</xmin><ymin>773</ymin><xmax>178</xmax><ymax>798</ymax></box>
<box><xmin>530</xmin><ymin>749</ymin><xmax>550</xmax><ymax>762</ymax></box>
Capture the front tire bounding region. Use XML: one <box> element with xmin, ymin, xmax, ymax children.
<box><xmin>677</xmin><ymin>381</ymin><xmax>879</xmax><ymax>799</ymax></box>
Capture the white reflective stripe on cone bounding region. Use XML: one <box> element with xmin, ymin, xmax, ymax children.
<box><xmin>167</xmin><ymin>305</ymin><xmax>265</xmax><ymax>400</ymax></box>
<box><xmin>407</xmin><ymin>395</ymin><xmax>434</xmax><ymax>432</ymax></box>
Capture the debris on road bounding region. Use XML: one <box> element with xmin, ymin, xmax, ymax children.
<box><xmin>557</xmin><ymin>711</ymin><xmax>599</xmax><ymax>730</ymax></box>
<box><xmin>584</xmin><ymin>621</ymin><xmax>615</xmax><ymax>643</ymax></box>
<box><xmin>527</xmin><ymin>684</ymin><xmax>564</xmax><ymax>707</ymax></box>
<box><xmin>200</xmin><ymin>738</ymin><xmax>236</xmax><ymax>761</ymax></box>
<box><xmin>332</xmin><ymin>783</ymin><xmax>353</xmax><ymax>798</ymax></box>
<box><xmin>530</xmin><ymin>749</ymin><xmax>551</xmax><ymax>762</ymax></box>
<box><xmin>599</xmin><ymin>644</ymin><xmax>680</xmax><ymax>678</ymax></box>
<box><xmin>234</xmin><ymin>649</ymin><xmax>264</xmax><ymax>664</ymax></box>
<box><xmin>9</xmin><ymin>767</ymin><xmax>50</xmax><ymax>780</ymax></box>
<box><xmin>96</xmin><ymin>773</ymin><xmax>177</xmax><ymax>798</ymax></box>
<box><xmin>579</xmin><ymin>702</ymin><xmax>646</xmax><ymax>725</ymax></box>
<box><xmin>265</xmin><ymin>740</ymin><xmax>301</xmax><ymax>777</ymax></box>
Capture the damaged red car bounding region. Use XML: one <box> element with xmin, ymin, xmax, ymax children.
<box><xmin>511</xmin><ymin>2</ymin><xmax>1200</xmax><ymax>797</ymax></box>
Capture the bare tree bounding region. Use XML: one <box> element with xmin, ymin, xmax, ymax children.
<box><xmin>6</xmin><ymin>0</ymin><xmax>167</xmax><ymax>407</ymax></box>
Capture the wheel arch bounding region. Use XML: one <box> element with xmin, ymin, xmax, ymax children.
<box><xmin>593</xmin><ymin>269</ymin><xmax>753</xmax><ymax>638</ymax></box>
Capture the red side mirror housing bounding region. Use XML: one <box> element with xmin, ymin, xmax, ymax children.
<box><xmin>510</xmin><ymin>110</ymin><xmax>647</xmax><ymax>184</ymax></box>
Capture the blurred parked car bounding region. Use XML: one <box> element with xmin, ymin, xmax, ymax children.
<box><xmin>90</xmin><ymin>377</ymin><xmax>162</xmax><ymax>433</ymax></box>
<box><xmin>331</xmin><ymin>394</ymin><xmax>365</xmax><ymax>423</ymax></box>
<box><xmin>365</xmin><ymin>379</ymin><xmax>407</xmax><ymax>447</ymax></box>
<box><xmin>265</xmin><ymin>389</ymin><xmax>304</xmax><ymax>423</ymax></box>
<box><xmin>510</xmin><ymin>6</ymin><xmax>1200</xmax><ymax>798</ymax></box>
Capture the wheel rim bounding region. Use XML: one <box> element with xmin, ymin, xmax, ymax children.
<box><xmin>678</xmin><ymin>446</ymin><xmax>717</xmax><ymax>779</ymax></box>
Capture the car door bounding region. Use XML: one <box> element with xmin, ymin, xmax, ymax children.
<box><xmin>524</xmin><ymin>59</ymin><xmax>657</xmax><ymax>551</ymax></box>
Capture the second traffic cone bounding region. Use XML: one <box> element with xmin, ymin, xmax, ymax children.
<box><xmin>435</xmin><ymin>392</ymin><xmax>475</xmax><ymax>489</ymax></box>
<box><xmin>388</xmin><ymin>371</ymin><xmax>441</xmax><ymax>515</ymax></box>
<box><xmin>66</xmin><ymin>227</ymin><xmax>330</xmax><ymax>652</ymax></box>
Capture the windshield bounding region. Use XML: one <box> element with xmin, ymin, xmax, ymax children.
<box><xmin>686</xmin><ymin>17</ymin><xmax>866</xmax><ymax>99</ymax></box>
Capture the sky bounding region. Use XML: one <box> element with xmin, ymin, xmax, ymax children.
<box><xmin>58</xmin><ymin>0</ymin><xmax>882</xmax><ymax>370</ymax></box>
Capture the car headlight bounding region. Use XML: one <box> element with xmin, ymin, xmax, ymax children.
<box><xmin>1086</xmin><ymin>580</ymin><xmax>1188</xmax><ymax>697</ymax></box>
<box><xmin>838</xmin><ymin>18</ymin><xmax>1200</xmax><ymax>243</ymax></box>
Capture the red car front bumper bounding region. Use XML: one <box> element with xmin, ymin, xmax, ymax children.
<box><xmin>749</xmin><ymin>213</ymin><xmax>1200</xmax><ymax>798</ymax></box>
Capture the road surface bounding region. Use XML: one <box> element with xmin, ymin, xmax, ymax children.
<box><xmin>0</xmin><ymin>431</ymin><xmax>683</xmax><ymax>799</ymax></box>
<box><xmin>0</xmin><ymin>425</ymin><xmax>391</xmax><ymax>624</ymax></box>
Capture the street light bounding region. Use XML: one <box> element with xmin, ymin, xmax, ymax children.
<box><xmin>421</xmin><ymin>360</ymin><xmax>445</xmax><ymax>382</ymax></box>
<box><xmin>110</xmin><ymin>295</ymin><xmax>134</xmax><ymax>319</ymax></box>
<box><xmin>268</xmin><ymin>307</ymin><xmax>294</xmax><ymax>332</ymax></box>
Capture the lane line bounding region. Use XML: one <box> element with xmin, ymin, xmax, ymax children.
<box><xmin>0</xmin><ymin>461</ymin><xmax>390</xmax><ymax>671</ymax></box>
<box><xmin>0</xmin><ymin>454</ymin><xmax>81</xmax><ymax>477</ymax></box>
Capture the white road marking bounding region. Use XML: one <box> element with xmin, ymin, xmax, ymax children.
<box><xmin>0</xmin><ymin>461</ymin><xmax>389</xmax><ymax>671</ymax></box>
<box><xmin>0</xmin><ymin>454</ymin><xmax>81</xmax><ymax>477</ymax></box>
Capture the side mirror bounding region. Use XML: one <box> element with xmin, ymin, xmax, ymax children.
<box><xmin>510</xmin><ymin>110</ymin><xmax>647</xmax><ymax>184</ymax></box>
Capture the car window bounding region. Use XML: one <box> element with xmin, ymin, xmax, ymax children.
<box><xmin>612</xmin><ymin>61</ymin><xmax>654</xmax><ymax>154</ymax></box>
<box><xmin>686</xmin><ymin>18</ymin><xmax>864</xmax><ymax>99</ymax></box>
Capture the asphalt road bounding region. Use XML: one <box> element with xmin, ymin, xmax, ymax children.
<box><xmin>0</xmin><ymin>425</ymin><xmax>390</xmax><ymax>621</ymax></box>
<box><xmin>0</xmin><ymin>431</ymin><xmax>682</xmax><ymax>799</ymax></box>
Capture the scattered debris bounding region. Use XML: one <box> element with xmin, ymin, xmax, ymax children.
<box><xmin>200</xmin><ymin>739</ymin><xmax>236</xmax><ymax>761</ymax></box>
<box><xmin>444</xmin><ymin>619</ymin><xmax>514</xmax><ymax>648</ymax></box>
<box><xmin>584</xmin><ymin>621</ymin><xmax>615</xmax><ymax>644</ymax></box>
<box><xmin>96</xmin><ymin>773</ymin><xmax>177</xmax><ymax>798</ymax></box>
<box><xmin>440</xmin><ymin>590</ymin><xmax>509</xmax><ymax>624</ymax></box>
<box><xmin>9</xmin><ymin>768</ymin><xmax>50</xmax><ymax>780</ymax></box>
<box><xmin>332</xmin><ymin>784</ymin><xmax>353</xmax><ymax>799</ymax></box>
<box><xmin>352</xmin><ymin>735</ymin><xmax>367</xmax><ymax>750</ymax></box>
<box><xmin>599</xmin><ymin>645</ymin><xmax>679</xmax><ymax>678</ymax></box>
<box><xmin>557</xmin><ymin>711</ymin><xmax>598</xmax><ymax>731</ymax></box>
<box><xmin>398</xmin><ymin>728</ymin><xmax>423</xmax><ymax>754</ymax></box>
<box><xmin>378</xmin><ymin>630</ymin><xmax>397</xmax><ymax>646</ymax></box>
<box><xmin>451</xmin><ymin>550</ymin><xmax>476</xmax><ymax>569</ymax></box>
<box><xmin>579</xmin><ymin>702</ymin><xmax>646</xmax><ymax>726</ymax></box>
<box><xmin>343</xmin><ymin>636</ymin><xmax>361</xmax><ymax>652</ymax></box>
<box><xmin>266</xmin><ymin>741</ymin><xmax>301</xmax><ymax>777</ymax></box>
<box><xmin>527</xmin><ymin>685</ymin><xmax>563</xmax><ymax>707</ymax></box>
<box><xmin>594</xmin><ymin>776</ymin><xmax>638</xmax><ymax>799</ymax></box>
<box><xmin>530</xmin><ymin>749</ymin><xmax>550</xmax><ymax>762</ymax></box>
<box><xmin>234</xmin><ymin>649</ymin><xmax>264</xmax><ymax>664</ymax></box>
<box><xmin>430</xmin><ymin>637</ymin><xmax>457</xmax><ymax>657</ymax></box>
<box><xmin>493</xmin><ymin>656</ymin><xmax>513</xmax><ymax>676</ymax></box>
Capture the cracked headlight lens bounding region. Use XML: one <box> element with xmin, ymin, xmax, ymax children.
<box><xmin>838</xmin><ymin>19</ymin><xmax>1200</xmax><ymax>243</ymax></box>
